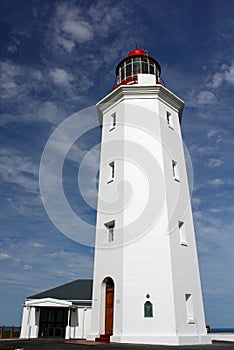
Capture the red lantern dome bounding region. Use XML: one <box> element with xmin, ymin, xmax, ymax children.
<box><xmin>114</xmin><ymin>48</ymin><xmax>161</xmax><ymax>89</ymax></box>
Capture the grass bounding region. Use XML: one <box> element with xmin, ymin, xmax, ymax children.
<box><xmin>0</xmin><ymin>343</ymin><xmax>15</xmax><ymax>350</ymax></box>
<box><xmin>0</xmin><ymin>330</ymin><xmax>20</xmax><ymax>339</ymax></box>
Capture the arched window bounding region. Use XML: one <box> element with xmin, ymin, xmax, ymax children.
<box><xmin>144</xmin><ymin>300</ymin><xmax>153</xmax><ymax>318</ymax></box>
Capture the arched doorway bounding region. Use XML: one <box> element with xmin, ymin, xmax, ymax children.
<box><xmin>104</xmin><ymin>277</ymin><xmax>114</xmax><ymax>335</ymax></box>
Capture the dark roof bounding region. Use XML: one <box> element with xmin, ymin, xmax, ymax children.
<box><xmin>27</xmin><ymin>279</ymin><xmax>93</xmax><ymax>301</ymax></box>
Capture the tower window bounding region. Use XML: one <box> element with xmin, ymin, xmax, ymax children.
<box><xmin>110</xmin><ymin>113</ymin><xmax>116</xmax><ymax>130</ymax></box>
<box><xmin>108</xmin><ymin>161</ymin><xmax>115</xmax><ymax>183</ymax></box>
<box><xmin>144</xmin><ymin>301</ymin><xmax>153</xmax><ymax>318</ymax></box>
<box><xmin>172</xmin><ymin>160</ymin><xmax>180</xmax><ymax>182</ymax></box>
<box><xmin>105</xmin><ymin>221</ymin><xmax>115</xmax><ymax>242</ymax></box>
<box><xmin>178</xmin><ymin>221</ymin><xmax>187</xmax><ymax>246</ymax></box>
<box><xmin>185</xmin><ymin>294</ymin><xmax>195</xmax><ymax>323</ymax></box>
<box><xmin>166</xmin><ymin>111</ymin><xmax>173</xmax><ymax>129</ymax></box>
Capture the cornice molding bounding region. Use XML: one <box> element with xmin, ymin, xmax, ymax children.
<box><xmin>96</xmin><ymin>84</ymin><xmax>184</xmax><ymax>125</ymax></box>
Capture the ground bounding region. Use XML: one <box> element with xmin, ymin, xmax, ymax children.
<box><xmin>1</xmin><ymin>339</ymin><xmax>234</xmax><ymax>350</ymax></box>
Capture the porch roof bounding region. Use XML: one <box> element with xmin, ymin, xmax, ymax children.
<box><xmin>27</xmin><ymin>279</ymin><xmax>93</xmax><ymax>303</ymax></box>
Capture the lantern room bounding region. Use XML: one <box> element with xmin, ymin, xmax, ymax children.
<box><xmin>114</xmin><ymin>48</ymin><xmax>161</xmax><ymax>88</ymax></box>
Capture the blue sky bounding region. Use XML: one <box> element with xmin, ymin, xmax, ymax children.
<box><xmin>0</xmin><ymin>0</ymin><xmax>234</xmax><ymax>328</ymax></box>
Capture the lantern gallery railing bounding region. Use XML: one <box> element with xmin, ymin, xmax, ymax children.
<box><xmin>112</xmin><ymin>74</ymin><xmax>166</xmax><ymax>90</ymax></box>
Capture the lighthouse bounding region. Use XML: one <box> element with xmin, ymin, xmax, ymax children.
<box><xmin>87</xmin><ymin>49</ymin><xmax>211</xmax><ymax>345</ymax></box>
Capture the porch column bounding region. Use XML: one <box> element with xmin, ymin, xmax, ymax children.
<box><xmin>20</xmin><ymin>305</ymin><xmax>30</xmax><ymax>339</ymax></box>
<box><xmin>65</xmin><ymin>308</ymin><xmax>71</xmax><ymax>340</ymax></box>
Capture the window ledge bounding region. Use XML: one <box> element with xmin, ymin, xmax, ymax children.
<box><xmin>107</xmin><ymin>179</ymin><xmax>114</xmax><ymax>184</ymax></box>
<box><xmin>173</xmin><ymin>177</ymin><xmax>180</xmax><ymax>182</ymax></box>
<box><xmin>109</xmin><ymin>127</ymin><xmax>116</xmax><ymax>132</ymax></box>
<box><xmin>187</xmin><ymin>317</ymin><xmax>195</xmax><ymax>324</ymax></box>
<box><xmin>180</xmin><ymin>241</ymin><xmax>188</xmax><ymax>246</ymax></box>
<box><xmin>168</xmin><ymin>125</ymin><xmax>174</xmax><ymax>130</ymax></box>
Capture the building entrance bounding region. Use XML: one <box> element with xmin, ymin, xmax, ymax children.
<box><xmin>39</xmin><ymin>307</ymin><xmax>68</xmax><ymax>337</ymax></box>
<box><xmin>105</xmin><ymin>278</ymin><xmax>114</xmax><ymax>335</ymax></box>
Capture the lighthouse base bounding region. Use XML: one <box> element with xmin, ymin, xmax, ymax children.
<box><xmin>110</xmin><ymin>334</ymin><xmax>211</xmax><ymax>345</ymax></box>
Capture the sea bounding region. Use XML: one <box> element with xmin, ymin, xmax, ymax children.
<box><xmin>211</xmin><ymin>328</ymin><xmax>234</xmax><ymax>333</ymax></box>
<box><xmin>3</xmin><ymin>326</ymin><xmax>21</xmax><ymax>332</ymax></box>
<box><xmin>3</xmin><ymin>327</ymin><xmax>234</xmax><ymax>333</ymax></box>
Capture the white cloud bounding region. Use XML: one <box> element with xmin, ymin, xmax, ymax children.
<box><xmin>207</xmin><ymin>129</ymin><xmax>219</xmax><ymax>138</ymax></box>
<box><xmin>62</xmin><ymin>19</ymin><xmax>93</xmax><ymax>42</ymax></box>
<box><xmin>29</xmin><ymin>242</ymin><xmax>44</xmax><ymax>249</ymax></box>
<box><xmin>52</xmin><ymin>1</ymin><xmax>127</xmax><ymax>54</ymax></box>
<box><xmin>192</xmin><ymin>197</ymin><xmax>202</xmax><ymax>206</ymax></box>
<box><xmin>51</xmin><ymin>0</ymin><xmax>136</xmax><ymax>63</ymax></box>
<box><xmin>78</xmin><ymin>145</ymin><xmax>100</xmax><ymax>208</ymax></box>
<box><xmin>55</xmin><ymin>36</ymin><xmax>75</xmax><ymax>53</ymax></box>
<box><xmin>6</xmin><ymin>195</ymin><xmax>43</xmax><ymax>217</ymax></box>
<box><xmin>208</xmin><ymin>158</ymin><xmax>223</xmax><ymax>168</ymax></box>
<box><xmin>197</xmin><ymin>90</ymin><xmax>216</xmax><ymax>105</ymax></box>
<box><xmin>193</xmin><ymin>209</ymin><xmax>234</xmax><ymax>293</ymax></box>
<box><xmin>210</xmin><ymin>71</ymin><xmax>224</xmax><ymax>88</ymax></box>
<box><xmin>7</xmin><ymin>37</ymin><xmax>20</xmax><ymax>54</ymax></box>
<box><xmin>38</xmin><ymin>101</ymin><xmax>64</xmax><ymax>124</ymax></box>
<box><xmin>209</xmin><ymin>62</ymin><xmax>234</xmax><ymax>88</ymax></box>
<box><xmin>187</xmin><ymin>89</ymin><xmax>216</xmax><ymax>108</ymax></box>
<box><xmin>188</xmin><ymin>61</ymin><xmax>234</xmax><ymax>113</ymax></box>
<box><xmin>208</xmin><ymin>178</ymin><xmax>224</xmax><ymax>186</ymax></box>
<box><xmin>88</xmin><ymin>2</ymin><xmax>122</xmax><ymax>35</ymax></box>
<box><xmin>0</xmin><ymin>61</ymin><xmax>44</xmax><ymax>100</ymax></box>
<box><xmin>206</xmin><ymin>127</ymin><xmax>228</xmax><ymax>144</ymax></box>
<box><xmin>53</xmin><ymin>4</ymin><xmax>94</xmax><ymax>53</ymax></box>
<box><xmin>50</xmin><ymin>68</ymin><xmax>74</xmax><ymax>86</ymax></box>
<box><xmin>189</xmin><ymin>143</ymin><xmax>216</xmax><ymax>156</ymax></box>
<box><xmin>0</xmin><ymin>61</ymin><xmax>20</xmax><ymax>99</ymax></box>
<box><xmin>0</xmin><ymin>60</ymin><xmax>70</xmax><ymax>127</ymax></box>
<box><xmin>23</xmin><ymin>264</ymin><xmax>33</xmax><ymax>270</ymax></box>
<box><xmin>225</xmin><ymin>63</ymin><xmax>234</xmax><ymax>84</ymax></box>
<box><xmin>44</xmin><ymin>250</ymin><xmax>93</xmax><ymax>277</ymax></box>
<box><xmin>31</xmin><ymin>69</ymin><xmax>43</xmax><ymax>80</ymax></box>
<box><xmin>0</xmin><ymin>148</ymin><xmax>37</xmax><ymax>193</ymax></box>
<box><xmin>209</xmin><ymin>208</ymin><xmax>222</xmax><ymax>213</ymax></box>
<box><xmin>0</xmin><ymin>253</ymin><xmax>11</xmax><ymax>260</ymax></box>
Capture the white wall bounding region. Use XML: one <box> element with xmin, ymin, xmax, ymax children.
<box><xmin>66</xmin><ymin>307</ymin><xmax>92</xmax><ymax>339</ymax></box>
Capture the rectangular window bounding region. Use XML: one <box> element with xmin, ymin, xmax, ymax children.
<box><xmin>110</xmin><ymin>113</ymin><xmax>116</xmax><ymax>130</ymax></box>
<box><xmin>185</xmin><ymin>294</ymin><xmax>195</xmax><ymax>323</ymax></box>
<box><xmin>105</xmin><ymin>221</ymin><xmax>115</xmax><ymax>242</ymax></box>
<box><xmin>178</xmin><ymin>221</ymin><xmax>187</xmax><ymax>246</ymax></box>
<box><xmin>166</xmin><ymin>111</ymin><xmax>173</xmax><ymax>129</ymax></box>
<box><xmin>172</xmin><ymin>160</ymin><xmax>180</xmax><ymax>182</ymax></box>
<box><xmin>107</xmin><ymin>161</ymin><xmax>115</xmax><ymax>183</ymax></box>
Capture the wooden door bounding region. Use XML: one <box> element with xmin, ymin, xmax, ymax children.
<box><xmin>105</xmin><ymin>286</ymin><xmax>114</xmax><ymax>335</ymax></box>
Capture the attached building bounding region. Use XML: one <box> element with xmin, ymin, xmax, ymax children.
<box><xmin>20</xmin><ymin>279</ymin><xmax>93</xmax><ymax>340</ymax></box>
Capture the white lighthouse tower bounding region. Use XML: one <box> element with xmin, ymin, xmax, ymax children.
<box><xmin>87</xmin><ymin>49</ymin><xmax>211</xmax><ymax>345</ymax></box>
